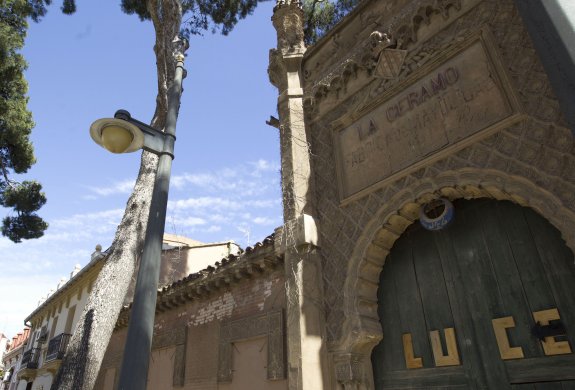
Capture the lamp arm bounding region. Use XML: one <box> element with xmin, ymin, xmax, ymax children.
<box><xmin>113</xmin><ymin>109</ymin><xmax>175</xmax><ymax>158</ymax></box>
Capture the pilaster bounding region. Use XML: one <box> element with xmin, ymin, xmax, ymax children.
<box><xmin>269</xmin><ymin>2</ymin><xmax>329</xmax><ymax>389</ymax></box>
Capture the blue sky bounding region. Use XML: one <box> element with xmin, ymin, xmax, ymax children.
<box><xmin>0</xmin><ymin>1</ymin><xmax>282</xmax><ymax>337</ymax></box>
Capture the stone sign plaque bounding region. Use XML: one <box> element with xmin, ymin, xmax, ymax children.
<box><xmin>335</xmin><ymin>35</ymin><xmax>519</xmax><ymax>201</ymax></box>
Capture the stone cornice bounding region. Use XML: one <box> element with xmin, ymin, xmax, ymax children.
<box><xmin>115</xmin><ymin>235</ymin><xmax>282</xmax><ymax>329</ymax></box>
<box><xmin>306</xmin><ymin>31</ymin><xmax>393</xmax><ymax>101</ymax></box>
<box><xmin>303</xmin><ymin>0</ymin><xmax>463</xmax><ymax>117</ymax></box>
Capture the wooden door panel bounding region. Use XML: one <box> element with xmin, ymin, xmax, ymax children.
<box><xmin>505</xmin><ymin>354</ymin><xmax>575</xmax><ymax>383</ymax></box>
<box><xmin>525</xmin><ymin>210</ymin><xmax>575</xmax><ymax>351</ymax></box>
<box><xmin>499</xmin><ymin>204</ymin><xmax>557</xmax><ymax>316</ymax></box>
<box><xmin>478</xmin><ymin>203</ymin><xmax>541</xmax><ymax>358</ymax></box>
<box><xmin>533</xmin><ymin>383</ymin><xmax>564</xmax><ymax>390</ymax></box>
<box><xmin>393</xmin><ymin>238</ymin><xmax>434</xmax><ymax>369</ymax></box>
<box><xmin>560</xmin><ymin>381</ymin><xmax>575</xmax><ymax>389</ymax></box>
<box><xmin>512</xmin><ymin>382</ymin><xmax>575</xmax><ymax>390</ymax></box>
<box><xmin>380</xmin><ymin>365</ymin><xmax>467</xmax><ymax>389</ymax></box>
<box><xmin>376</xmin><ymin>251</ymin><xmax>408</xmax><ymax>374</ymax></box>
<box><xmin>432</xmin><ymin>229</ymin><xmax>487</xmax><ymax>388</ymax></box>
<box><xmin>372</xmin><ymin>199</ymin><xmax>575</xmax><ymax>389</ymax></box>
<box><xmin>441</xmin><ymin>201</ymin><xmax>511</xmax><ymax>388</ymax></box>
<box><xmin>411</xmin><ymin>231</ymin><xmax>454</xmax><ymax>341</ymax></box>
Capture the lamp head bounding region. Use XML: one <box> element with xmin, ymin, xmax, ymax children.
<box><xmin>90</xmin><ymin>117</ymin><xmax>144</xmax><ymax>154</ymax></box>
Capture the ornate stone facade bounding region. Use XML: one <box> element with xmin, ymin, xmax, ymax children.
<box><xmin>90</xmin><ymin>1</ymin><xmax>575</xmax><ymax>389</ymax></box>
<box><xmin>269</xmin><ymin>0</ymin><xmax>574</xmax><ymax>388</ymax></box>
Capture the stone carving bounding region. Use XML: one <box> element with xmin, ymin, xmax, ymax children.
<box><xmin>217</xmin><ymin>310</ymin><xmax>285</xmax><ymax>382</ymax></box>
<box><xmin>268</xmin><ymin>49</ymin><xmax>287</xmax><ymax>92</ymax></box>
<box><xmin>269</xmin><ymin>0</ymin><xmax>306</xmax><ymax>94</ymax></box>
<box><xmin>374</xmin><ymin>48</ymin><xmax>407</xmax><ymax>79</ymax></box>
<box><xmin>335</xmin><ymin>353</ymin><xmax>365</xmax><ymax>387</ymax></box>
<box><xmin>273</xmin><ymin>1</ymin><xmax>305</xmax><ymax>55</ymax></box>
<box><xmin>266</xmin><ymin>2</ymin><xmax>575</xmax><ymax>388</ymax></box>
<box><xmin>308</xmin><ymin>0</ymin><xmax>574</xmax><ymax>348</ymax></box>
<box><xmin>306</xmin><ymin>30</ymin><xmax>393</xmax><ymax>103</ymax></box>
<box><xmin>335</xmin><ymin>31</ymin><xmax>521</xmax><ymax>201</ymax></box>
<box><xmin>303</xmin><ymin>0</ymin><xmax>462</xmax><ymax>113</ymax></box>
<box><xmin>318</xmin><ymin>116</ymin><xmax>574</xmax><ymax>344</ymax></box>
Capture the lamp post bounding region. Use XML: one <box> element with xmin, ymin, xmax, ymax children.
<box><xmin>89</xmin><ymin>38</ymin><xmax>188</xmax><ymax>390</ymax></box>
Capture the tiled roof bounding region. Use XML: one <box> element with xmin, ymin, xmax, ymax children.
<box><xmin>6</xmin><ymin>328</ymin><xmax>30</xmax><ymax>353</ymax></box>
<box><xmin>116</xmin><ymin>234</ymin><xmax>281</xmax><ymax>329</ymax></box>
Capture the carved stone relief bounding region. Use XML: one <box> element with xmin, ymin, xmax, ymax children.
<box><xmin>316</xmin><ymin>118</ymin><xmax>574</xmax><ymax>347</ymax></box>
<box><xmin>217</xmin><ymin>310</ymin><xmax>285</xmax><ymax>382</ymax></box>
<box><xmin>303</xmin><ymin>0</ymin><xmax>467</xmax><ymax>119</ymax></box>
<box><xmin>306</xmin><ymin>0</ymin><xmax>574</xmax><ymax>351</ymax></box>
<box><xmin>334</xmin><ymin>30</ymin><xmax>522</xmax><ymax>201</ymax></box>
<box><xmin>334</xmin><ymin>353</ymin><xmax>370</xmax><ymax>389</ymax></box>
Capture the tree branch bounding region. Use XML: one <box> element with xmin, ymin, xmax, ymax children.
<box><xmin>0</xmin><ymin>157</ymin><xmax>16</xmax><ymax>188</ymax></box>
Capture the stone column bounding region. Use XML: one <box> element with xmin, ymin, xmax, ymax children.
<box><xmin>269</xmin><ymin>2</ymin><xmax>329</xmax><ymax>389</ymax></box>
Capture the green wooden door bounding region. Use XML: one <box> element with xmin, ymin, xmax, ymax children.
<box><xmin>371</xmin><ymin>199</ymin><xmax>575</xmax><ymax>389</ymax></box>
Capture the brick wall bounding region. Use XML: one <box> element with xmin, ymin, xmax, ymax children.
<box><xmin>96</xmin><ymin>267</ymin><xmax>285</xmax><ymax>389</ymax></box>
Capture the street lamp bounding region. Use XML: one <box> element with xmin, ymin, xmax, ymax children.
<box><xmin>89</xmin><ymin>37</ymin><xmax>188</xmax><ymax>390</ymax></box>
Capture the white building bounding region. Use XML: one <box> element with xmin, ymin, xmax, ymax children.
<box><xmin>12</xmin><ymin>235</ymin><xmax>239</xmax><ymax>390</ymax></box>
<box><xmin>1</xmin><ymin>329</ymin><xmax>29</xmax><ymax>390</ymax></box>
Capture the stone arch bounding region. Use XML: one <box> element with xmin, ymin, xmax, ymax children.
<box><xmin>332</xmin><ymin>168</ymin><xmax>575</xmax><ymax>388</ymax></box>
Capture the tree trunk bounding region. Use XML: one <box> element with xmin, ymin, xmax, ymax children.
<box><xmin>51</xmin><ymin>1</ymin><xmax>182</xmax><ymax>389</ymax></box>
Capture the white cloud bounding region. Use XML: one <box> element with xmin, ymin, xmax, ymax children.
<box><xmin>1</xmin><ymin>159</ymin><xmax>282</xmax><ymax>336</ymax></box>
<box><xmin>87</xmin><ymin>179</ymin><xmax>135</xmax><ymax>197</ymax></box>
<box><xmin>245</xmin><ymin>199</ymin><xmax>281</xmax><ymax>208</ymax></box>
<box><xmin>169</xmin><ymin>160</ymin><xmax>279</xmax><ymax>194</ymax></box>
<box><xmin>207</xmin><ymin>214</ymin><xmax>230</xmax><ymax>223</ymax></box>
<box><xmin>174</xmin><ymin>217</ymin><xmax>206</xmax><ymax>227</ymax></box>
<box><xmin>169</xmin><ymin>197</ymin><xmax>240</xmax><ymax>211</ymax></box>
<box><xmin>52</xmin><ymin>209</ymin><xmax>124</xmax><ymax>226</ymax></box>
<box><xmin>48</xmin><ymin>209</ymin><xmax>124</xmax><ymax>242</ymax></box>
<box><xmin>252</xmin><ymin>216</ymin><xmax>278</xmax><ymax>226</ymax></box>
<box><xmin>205</xmin><ymin>225</ymin><xmax>221</xmax><ymax>233</ymax></box>
<box><xmin>249</xmin><ymin>159</ymin><xmax>280</xmax><ymax>176</ymax></box>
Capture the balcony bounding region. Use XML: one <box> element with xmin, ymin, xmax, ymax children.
<box><xmin>17</xmin><ymin>348</ymin><xmax>40</xmax><ymax>381</ymax></box>
<box><xmin>46</xmin><ymin>333</ymin><xmax>71</xmax><ymax>362</ymax></box>
<box><xmin>42</xmin><ymin>333</ymin><xmax>71</xmax><ymax>373</ymax></box>
<box><xmin>20</xmin><ymin>348</ymin><xmax>40</xmax><ymax>369</ymax></box>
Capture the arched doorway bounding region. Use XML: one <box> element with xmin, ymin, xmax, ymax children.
<box><xmin>371</xmin><ymin>199</ymin><xmax>575</xmax><ymax>389</ymax></box>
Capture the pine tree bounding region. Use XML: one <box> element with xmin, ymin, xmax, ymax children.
<box><xmin>49</xmin><ymin>1</ymin><xmax>265</xmax><ymax>389</ymax></box>
<box><xmin>302</xmin><ymin>0</ymin><xmax>360</xmax><ymax>44</ymax></box>
<box><xmin>0</xmin><ymin>0</ymin><xmax>49</xmax><ymax>242</ymax></box>
<box><xmin>10</xmin><ymin>0</ymin><xmax>360</xmax><ymax>387</ymax></box>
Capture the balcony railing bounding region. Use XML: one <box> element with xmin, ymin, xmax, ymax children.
<box><xmin>20</xmin><ymin>348</ymin><xmax>40</xmax><ymax>370</ymax></box>
<box><xmin>45</xmin><ymin>333</ymin><xmax>71</xmax><ymax>362</ymax></box>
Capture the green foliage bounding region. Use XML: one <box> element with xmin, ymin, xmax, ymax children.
<box><xmin>121</xmin><ymin>0</ymin><xmax>265</xmax><ymax>38</ymax></box>
<box><xmin>2</xmin><ymin>213</ymin><xmax>48</xmax><ymax>242</ymax></box>
<box><xmin>0</xmin><ymin>0</ymin><xmax>48</xmax><ymax>242</ymax></box>
<box><xmin>7</xmin><ymin>0</ymin><xmax>73</xmax><ymax>23</ymax></box>
<box><xmin>1</xmin><ymin>181</ymin><xmax>46</xmax><ymax>213</ymax></box>
<box><xmin>303</xmin><ymin>0</ymin><xmax>359</xmax><ymax>45</ymax></box>
<box><xmin>0</xmin><ymin>0</ymin><xmax>357</xmax><ymax>244</ymax></box>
